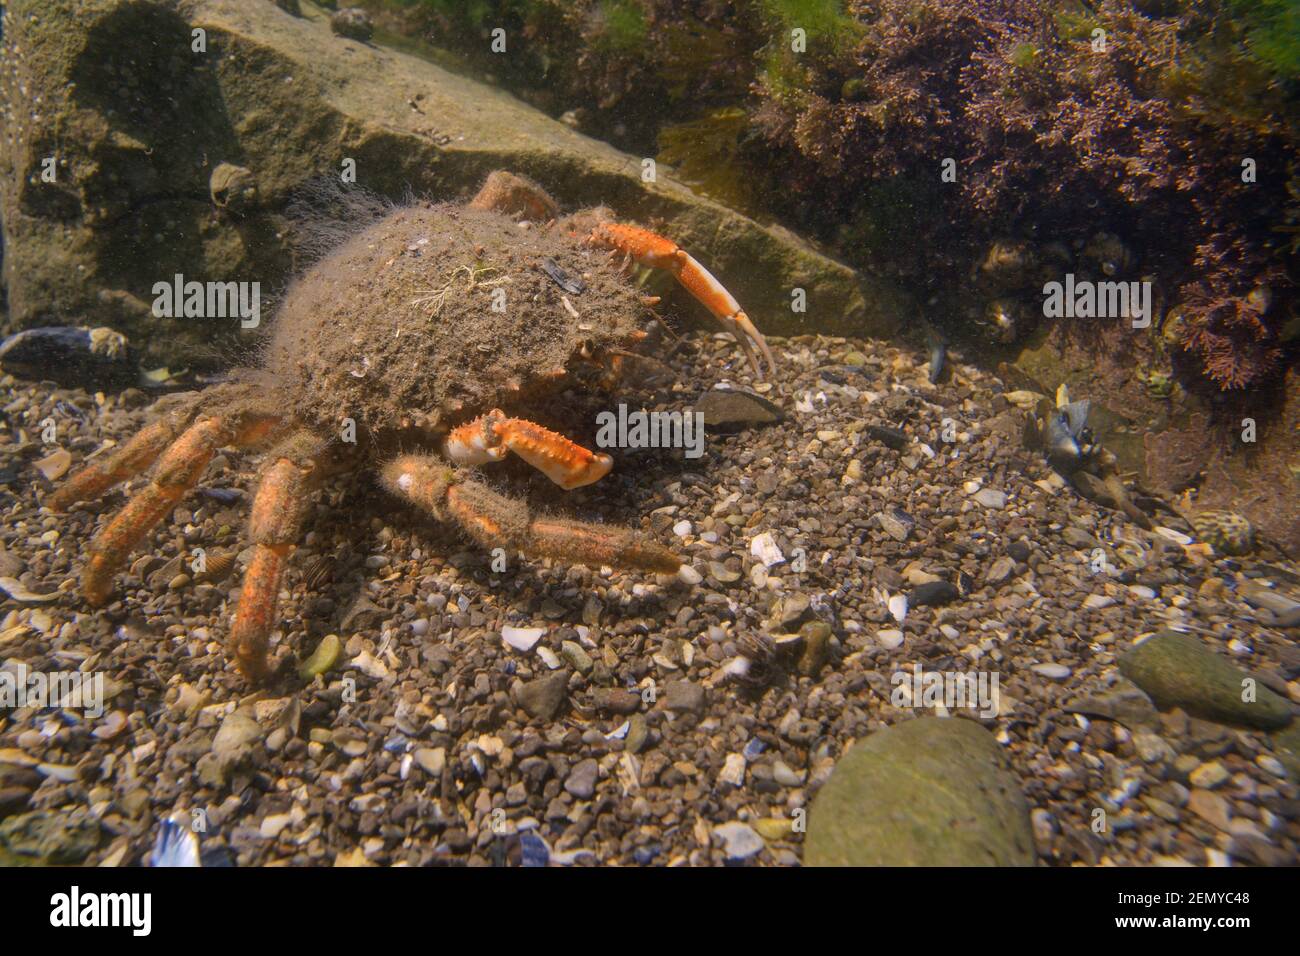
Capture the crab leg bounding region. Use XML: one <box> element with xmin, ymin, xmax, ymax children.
<box><xmin>47</xmin><ymin>382</ymin><xmax>273</xmax><ymax>513</ymax></box>
<box><xmin>78</xmin><ymin>413</ymin><xmax>284</xmax><ymax>606</ymax></box>
<box><xmin>443</xmin><ymin>409</ymin><xmax>613</xmax><ymax>490</ymax></box>
<box><xmin>589</xmin><ymin>223</ymin><xmax>775</xmax><ymax>377</ymax></box>
<box><xmin>47</xmin><ymin>413</ymin><xmax>186</xmax><ymax>513</ymax></box>
<box><xmin>228</xmin><ymin>437</ymin><xmax>322</xmax><ymax>682</ymax></box>
<box><xmin>381</xmin><ymin>456</ymin><xmax>679</xmax><ymax>574</ymax></box>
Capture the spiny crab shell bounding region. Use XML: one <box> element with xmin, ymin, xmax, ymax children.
<box><xmin>258</xmin><ymin>198</ymin><xmax>646</xmax><ymax>440</ymax></box>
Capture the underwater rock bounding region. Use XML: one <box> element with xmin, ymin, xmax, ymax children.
<box><xmin>876</xmin><ymin>508</ymin><xmax>915</xmax><ymax>542</ymax></box>
<box><xmin>909</xmin><ymin>580</ymin><xmax>961</xmax><ymax>607</ymax></box>
<box><xmin>696</xmin><ymin>389</ymin><xmax>783</xmax><ymax>432</ymax></box>
<box><xmin>0</xmin><ymin>809</ymin><xmax>101</xmax><ymax>864</ymax></box>
<box><xmin>805</xmin><ymin>717</ymin><xmax>1035</xmax><ymax>866</ymax></box>
<box><xmin>515</xmin><ymin>673</ymin><xmax>569</xmax><ymax>721</ymax></box>
<box><xmin>0</xmin><ymin>0</ymin><xmax>906</xmax><ymax>367</ymax></box>
<box><xmin>330</xmin><ymin>7</ymin><xmax>373</xmax><ymax>43</ymax></box>
<box><xmin>713</xmin><ymin>821</ymin><xmax>765</xmax><ymax>862</ymax></box>
<box><xmin>1119</xmin><ymin>631</ymin><xmax>1293</xmax><ymax>730</ymax></box>
<box><xmin>662</xmin><ymin>680</ymin><xmax>705</xmax><ymax>717</ymax></box>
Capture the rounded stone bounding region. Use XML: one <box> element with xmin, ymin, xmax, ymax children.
<box><xmin>804</xmin><ymin>717</ymin><xmax>1035</xmax><ymax>866</ymax></box>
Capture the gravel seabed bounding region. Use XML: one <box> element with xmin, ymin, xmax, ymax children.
<box><xmin>1</xmin><ymin>331</ymin><xmax>1297</xmax><ymax>867</ymax></box>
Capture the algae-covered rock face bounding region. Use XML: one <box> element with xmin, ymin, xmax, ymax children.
<box><xmin>804</xmin><ymin>717</ymin><xmax>1036</xmax><ymax>867</ymax></box>
<box><xmin>0</xmin><ymin>0</ymin><xmax>904</xmax><ymax>370</ymax></box>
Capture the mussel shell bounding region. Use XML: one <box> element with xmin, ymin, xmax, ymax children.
<box><xmin>1044</xmin><ymin>411</ymin><xmax>1082</xmax><ymax>469</ymax></box>
<box><xmin>1057</xmin><ymin>399</ymin><xmax>1090</xmax><ymax>438</ymax></box>
<box><xmin>0</xmin><ymin>326</ymin><xmax>136</xmax><ymax>387</ymax></box>
<box><xmin>149</xmin><ymin>817</ymin><xmax>201</xmax><ymax>868</ymax></box>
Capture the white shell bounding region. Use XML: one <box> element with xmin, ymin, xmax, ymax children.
<box><xmin>749</xmin><ymin>531</ymin><xmax>785</xmax><ymax>568</ymax></box>
<box><xmin>501</xmin><ymin>625</ymin><xmax>546</xmax><ymax>652</ymax></box>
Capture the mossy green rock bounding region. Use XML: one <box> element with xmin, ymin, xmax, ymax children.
<box><xmin>804</xmin><ymin>717</ymin><xmax>1035</xmax><ymax>867</ymax></box>
<box><xmin>1119</xmin><ymin>630</ymin><xmax>1293</xmax><ymax>730</ymax></box>
<box><xmin>0</xmin><ymin>0</ymin><xmax>906</xmax><ymax>369</ymax></box>
<box><xmin>0</xmin><ymin>809</ymin><xmax>100</xmax><ymax>864</ymax></box>
<box><xmin>1270</xmin><ymin>723</ymin><xmax>1300</xmax><ymax>781</ymax></box>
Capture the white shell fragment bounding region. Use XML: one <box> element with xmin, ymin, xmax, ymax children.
<box><xmin>713</xmin><ymin>821</ymin><xmax>764</xmax><ymax>861</ymax></box>
<box><xmin>501</xmin><ymin>625</ymin><xmax>546</xmax><ymax>652</ymax></box>
<box><xmin>719</xmin><ymin>752</ymin><xmax>747</xmax><ymax>787</ymax></box>
<box><xmin>888</xmin><ymin>594</ymin><xmax>909</xmax><ymax>624</ymax></box>
<box><xmin>33</xmin><ymin>448</ymin><xmax>72</xmax><ymax>482</ymax></box>
<box><xmin>677</xmin><ymin>564</ymin><xmax>703</xmax><ymax>586</ymax></box>
<box><xmin>350</xmin><ymin>650</ymin><xmax>390</xmax><ymax>679</ymax></box>
<box><xmin>0</xmin><ymin>577</ymin><xmax>59</xmax><ymax>604</ymax></box>
<box><xmin>877</xmin><ymin>628</ymin><xmax>905</xmax><ymax>649</ymax></box>
<box><xmin>749</xmin><ymin>531</ymin><xmax>785</xmax><ymax>568</ymax></box>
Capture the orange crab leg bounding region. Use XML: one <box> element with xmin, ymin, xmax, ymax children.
<box><xmin>443</xmin><ymin>409</ymin><xmax>613</xmax><ymax>490</ymax></box>
<box><xmin>229</xmin><ymin>454</ymin><xmax>314</xmax><ymax>682</ymax></box>
<box><xmin>81</xmin><ymin>414</ymin><xmax>282</xmax><ymax>606</ymax></box>
<box><xmin>47</xmin><ymin>414</ymin><xmax>183</xmax><ymax>512</ymax></box>
<box><xmin>590</xmin><ymin>222</ymin><xmax>775</xmax><ymax>377</ymax></box>
<box><xmin>381</xmin><ymin>456</ymin><xmax>679</xmax><ymax>574</ymax></box>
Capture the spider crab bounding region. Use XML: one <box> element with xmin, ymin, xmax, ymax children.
<box><xmin>48</xmin><ymin>171</ymin><xmax>774</xmax><ymax>683</ymax></box>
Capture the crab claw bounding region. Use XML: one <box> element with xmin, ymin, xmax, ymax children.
<box><xmin>443</xmin><ymin>410</ymin><xmax>613</xmax><ymax>489</ymax></box>
<box><xmin>590</xmin><ymin>223</ymin><xmax>775</xmax><ymax>378</ymax></box>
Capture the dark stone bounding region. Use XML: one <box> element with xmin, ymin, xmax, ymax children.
<box><xmin>661</xmin><ymin>680</ymin><xmax>706</xmax><ymax>716</ymax></box>
<box><xmin>696</xmin><ymin>389</ymin><xmax>783</xmax><ymax>432</ymax></box>
<box><xmin>867</xmin><ymin>425</ymin><xmax>909</xmax><ymax>450</ymax></box>
<box><xmin>592</xmin><ymin>687</ymin><xmax>642</xmax><ymax>715</ymax></box>
<box><xmin>910</xmin><ymin>580</ymin><xmax>961</xmax><ymax>607</ymax></box>
<box><xmin>1006</xmin><ymin>540</ymin><xmax>1032</xmax><ymax>562</ymax></box>
<box><xmin>515</xmin><ymin>673</ymin><xmax>570</xmax><ymax>721</ymax></box>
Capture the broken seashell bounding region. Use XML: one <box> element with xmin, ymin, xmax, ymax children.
<box><xmin>749</xmin><ymin>531</ymin><xmax>785</xmax><ymax>568</ymax></box>
<box><xmin>93</xmin><ymin>710</ymin><xmax>128</xmax><ymax>740</ymax></box>
<box><xmin>501</xmin><ymin>625</ymin><xmax>546</xmax><ymax>652</ymax></box>
<box><xmin>34</xmin><ymin>448</ymin><xmax>72</xmax><ymax>482</ymax></box>
<box><xmin>0</xmin><ymin>577</ymin><xmax>59</xmax><ymax>604</ymax></box>
<box><xmin>349</xmin><ymin>650</ymin><xmax>390</xmax><ymax>679</ymax></box>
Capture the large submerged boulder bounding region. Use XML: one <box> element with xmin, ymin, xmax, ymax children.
<box><xmin>0</xmin><ymin>0</ymin><xmax>907</xmax><ymax>369</ymax></box>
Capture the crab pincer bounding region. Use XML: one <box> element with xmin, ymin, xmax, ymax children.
<box><xmin>443</xmin><ymin>409</ymin><xmax>613</xmax><ymax>489</ymax></box>
<box><xmin>589</xmin><ymin>222</ymin><xmax>775</xmax><ymax>378</ymax></box>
